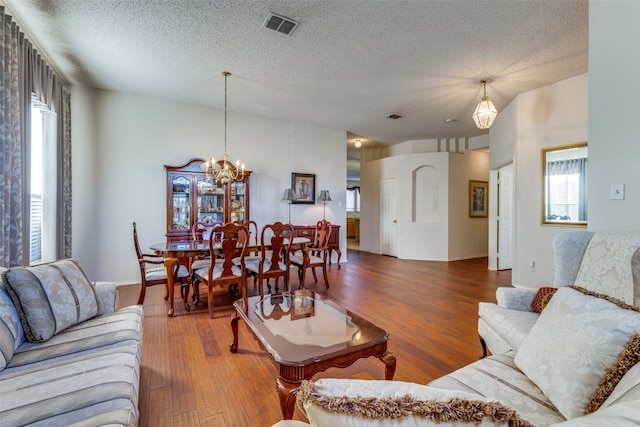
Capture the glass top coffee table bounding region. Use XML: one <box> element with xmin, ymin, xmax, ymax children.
<box><xmin>230</xmin><ymin>290</ymin><xmax>396</xmax><ymax>419</ymax></box>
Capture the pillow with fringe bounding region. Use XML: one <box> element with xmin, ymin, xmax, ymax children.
<box><xmin>297</xmin><ymin>378</ymin><xmax>532</xmax><ymax>427</ymax></box>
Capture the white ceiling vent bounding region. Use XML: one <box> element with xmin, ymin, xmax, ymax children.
<box><xmin>263</xmin><ymin>13</ymin><xmax>299</xmax><ymax>36</ymax></box>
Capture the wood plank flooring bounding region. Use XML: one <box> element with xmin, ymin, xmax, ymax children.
<box><xmin>117</xmin><ymin>250</ymin><xmax>511</xmax><ymax>426</ymax></box>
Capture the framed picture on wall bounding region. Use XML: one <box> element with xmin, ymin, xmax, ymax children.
<box><xmin>469</xmin><ymin>180</ymin><xmax>489</xmax><ymax>217</ymax></box>
<box><xmin>292</xmin><ymin>173</ymin><xmax>315</xmax><ymax>204</ymax></box>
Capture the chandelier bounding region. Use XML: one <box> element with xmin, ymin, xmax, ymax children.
<box><xmin>472</xmin><ymin>79</ymin><xmax>498</xmax><ymax>130</ymax></box>
<box><xmin>201</xmin><ymin>71</ymin><xmax>246</xmax><ymax>185</ymax></box>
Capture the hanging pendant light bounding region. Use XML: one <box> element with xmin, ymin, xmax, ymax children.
<box><xmin>472</xmin><ymin>79</ymin><xmax>498</xmax><ymax>130</ymax></box>
<box><xmin>201</xmin><ymin>71</ymin><xmax>246</xmax><ymax>184</ymax></box>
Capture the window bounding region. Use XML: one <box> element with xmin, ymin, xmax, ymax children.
<box><xmin>30</xmin><ymin>101</ymin><xmax>58</xmax><ymax>265</ymax></box>
<box><xmin>346</xmin><ymin>187</ymin><xmax>360</xmax><ymax>212</ymax></box>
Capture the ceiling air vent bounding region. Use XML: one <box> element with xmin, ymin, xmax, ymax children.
<box><xmin>263</xmin><ymin>13</ymin><xmax>299</xmax><ymax>36</ymax></box>
<box><xmin>386</xmin><ymin>114</ymin><xmax>403</xmax><ymax>120</ymax></box>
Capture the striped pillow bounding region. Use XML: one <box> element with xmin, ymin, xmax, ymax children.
<box><xmin>2</xmin><ymin>259</ymin><xmax>104</xmax><ymax>342</ymax></box>
<box><xmin>0</xmin><ymin>279</ymin><xmax>25</xmax><ymax>370</ymax></box>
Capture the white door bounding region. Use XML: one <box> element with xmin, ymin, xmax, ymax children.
<box><xmin>497</xmin><ymin>164</ymin><xmax>513</xmax><ymax>270</ymax></box>
<box><xmin>381</xmin><ymin>178</ymin><xmax>398</xmax><ymax>256</ymax></box>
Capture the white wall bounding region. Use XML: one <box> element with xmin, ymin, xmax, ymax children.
<box><xmin>71</xmin><ymin>86</ymin><xmax>347</xmax><ymax>283</ymax></box>
<box><xmin>488</xmin><ymin>4</ymin><xmax>640</xmax><ymax>288</ymax></box>
<box><xmin>359</xmin><ymin>149</ymin><xmax>489</xmax><ymax>261</ymax></box>
<box><xmin>490</xmin><ymin>74</ymin><xmax>589</xmax><ymax>288</ymax></box>
<box><xmin>588</xmin><ymin>1</ymin><xmax>640</xmax><ymax>231</ymax></box>
<box><xmin>449</xmin><ymin>150</ymin><xmax>490</xmax><ymax>260</ymax></box>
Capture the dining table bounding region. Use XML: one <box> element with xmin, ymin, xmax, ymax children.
<box><xmin>150</xmin><ymin>236</ymin><xmax>311</xmax><ymax>317</ymax></box>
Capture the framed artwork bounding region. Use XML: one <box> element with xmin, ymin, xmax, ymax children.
<box><xmin>469</xmin><ymin>180</ymin><xmax>489</xmax><ymax>217</ymax></box>
<box><xmin>291</xmin><ymin>173</ymin><xmax>315</xmax><ymax>204</ymax></box>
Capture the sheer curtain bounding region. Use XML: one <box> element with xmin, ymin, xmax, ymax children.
<box><xmin>1</xmin><ymin>7</ymin><xmax>72</xmax><ymax>267</ymax></box>
<box><xmin>546</xmin><ymin>157</ymin><xmax>588</xmax><ymax>221</ymax></box>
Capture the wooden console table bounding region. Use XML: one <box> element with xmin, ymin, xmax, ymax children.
<box><xmin>292</xmin><ymin>224</ymin><xmax>341</xmax><ymax>268</ymax></box>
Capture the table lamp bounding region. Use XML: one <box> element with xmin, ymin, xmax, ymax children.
<box><xmin>317</xmin><ymin>190</ymin><xmax>332</xmax><ymax>220</ymax></box>
<box><xmin>281</xmin><ymin>189</ymin><xmax>296</xmax><ymax>224</ymax></box>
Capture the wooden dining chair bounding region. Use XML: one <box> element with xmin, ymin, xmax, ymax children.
<box><xmin>190</xmin><ymin>220</ymin><xmax>222</xmax><ymax>269</ymax></box>
<box><xmin>290</xmin><ymin>219</ymin><xmax>332</xmax><ymax>289</ymax></box>
<box><xmin>192</xmin><ymin>222</ymin><xmax>249</xmax><ymax>318</ymax></box>
<box><xmin>132</xmin><ymin>222</ymin><xmax>189</xmax><ymax>306</ymax></box>
<box><xmin>189</xmin><ymin>220</ymin><xmax>222</xmax><ymax>305</ymax></box>
<box><xmin>245</xmin><ymin>222</ymin><xmax>294</xmax><ymax>297</ymax></box>
<box><xmin>233</xmin><ymin>219</ymin><xmax>259</xmax><ymax>260</ymax></box>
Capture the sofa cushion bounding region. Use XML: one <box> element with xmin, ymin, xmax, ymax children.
<box><xmin>0</xmin><ymin>344</ymin><xmax>140</xmax><ymax>426</ymax></box>
<box><xmin>0</xmin><ymin>281</ymin><xmax>25</xmax><ymax>370</ymax></box>
<box><xmin>2</xmin><ymin>259</ymin><xmax>104</xmax><ymax>342</ymax></box>
<box><xmin>2</xmin><ymin>305</ymin><xmax>143</xmax><ymax>374</ymax></box>
<box><xmin>429</xmin><ymin>352</ymin><xmax>565</xmax><ymax>426</ymax></box>
<box><xmin>514</xmin><ymin>286</ymin><xmax>640</xmax><ymax>420</ymax></box>
<box><xmin>297</xmin><ymin>378</ymin><xmax>534</xmax><ymax>427</ymax></box>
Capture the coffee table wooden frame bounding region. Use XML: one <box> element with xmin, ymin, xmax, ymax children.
<box><xmin>230</xmin><ymin>292</ymin><xmax>396</xmax><ymax>419</ymax></box>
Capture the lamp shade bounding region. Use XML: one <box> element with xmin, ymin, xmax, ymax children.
<box><xmin>317</xmin><ymin>190</ymin><xmax>332</xmax><ymax>202</ymax></box>
<box><xmin>472</xmin><ymin>98</ymin><xmax>498</xmax><ymax>129</ymax></box>
<box><xmin>282</xmin><ymin>188</ymin><xmax>296</xmax><ymax>201</ymax></box>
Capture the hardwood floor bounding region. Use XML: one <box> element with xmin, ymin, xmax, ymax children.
<box><xmin>118</xmin><ymin>250</ymin><xmax>511</xmax><ymax>426</ymax></box>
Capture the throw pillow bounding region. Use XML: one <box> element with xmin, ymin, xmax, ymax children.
<box><xmin>0</xmin><ymin>280</ymin><xmax>25</xmax><ymax>369</ymax></box>
<box><xmin>514</xmin><ymin>286</ymin><xmax>640</xmax><ymax>420</ymax></box>
<box><xmin>531</xmin><ymin>287</ymin><xmax>557</xmax><ymax>313</ymax></box>
<box><xmin>2</xmin><ymin>259</ymin><xmax>104</xmax><ymax>342</ymax></box>
<box><xmin>297</xmin><ymin>379</ymin><xmax>533</xmax><ymax>427</ymax></box>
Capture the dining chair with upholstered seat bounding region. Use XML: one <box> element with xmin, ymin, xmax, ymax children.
<box><xmin>190</xmin><ymin>220</ymin><xmax>222</xmax><ymax>270</ymax></box>
<box><xmin>245</xmin><ymin>222</ymin><xmax>294</xmax><ymax>297</ymax></box>
<box><xmin>290</xmin><ymin>219</ymin><xmax>332</xmax><ymax>289</ymax></box>
<box><xmin>233</xmin><ymin>220</ymin><xmax>261</xmax><ymax>286</ymax></box>
<box><xmin>189</xmin><ymin>220</ymin><xmax>222</xmax><ymax>304</ymax></box>
<box><xmin>233</xmin><ymin>220</ymin><xmax>260</xmax><ymax>261</ymax></box>
<box><xmin>192</xmin><ymin>222</ymin><xmax>249</xmax><ymax>318</ymax></box>
<box><xmin>132</xmin><ymin>222</ymin><xmax>190</xmax><ymax>307</ymax></box>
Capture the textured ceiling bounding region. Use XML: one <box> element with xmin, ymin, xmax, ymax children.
<box><xmin>3</xmin><ymin>0</ymin><xmax>588</xmax><ymax>174</ymax></box>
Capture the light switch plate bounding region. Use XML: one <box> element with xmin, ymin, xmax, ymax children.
<box><xmin>610</xmin><ymin>184</ymin><xmax>625</xmax><ymax>200</ymax></box>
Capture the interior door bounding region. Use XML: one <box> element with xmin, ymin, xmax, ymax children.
<box><xmin>381</xmin><ymin>177</ymin><xmax>398</xmax><ymax>256</ymax></box>
<box><xmin>497</xmin><ymin>164</ymin><xmax>513</xmax><ymax>270</ymax></box>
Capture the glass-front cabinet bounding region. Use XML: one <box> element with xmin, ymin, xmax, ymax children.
<box><xmin>165</xmin><ymin>158</ymin><xmax>251</xmax><ymax>241</ymax></box>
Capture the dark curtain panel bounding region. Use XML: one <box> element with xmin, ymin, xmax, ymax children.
<box><xmin>0</xmin><ymin>7</ymin><xmax>71</xmax><ymax>266</ymax></box>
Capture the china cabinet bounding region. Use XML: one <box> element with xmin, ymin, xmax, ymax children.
<box><xmin>165</xmin><ymin>158</ymin><xmax>251</xmax><ymax>241</ymax></box>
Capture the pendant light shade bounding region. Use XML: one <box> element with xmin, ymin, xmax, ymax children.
<box><xmin>472</xmin><ymin>80</ymin><xmax>498</xmax><ymax>130</ymax></box>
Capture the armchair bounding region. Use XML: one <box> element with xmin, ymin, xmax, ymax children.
<box><xmin>478</xmin><ymin>230</ymin><xmax>640</xmax><ymax>357</ymax></box>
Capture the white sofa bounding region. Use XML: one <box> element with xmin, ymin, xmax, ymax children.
<box><xmin>272</xmin><ymin>231</ymin><xmax>640</xmax><ymax>426</ymax></box>
<box><xmin>0</xmin><ymin>259</ymin><xmax>143</xmax><ymax>426</ymax></box>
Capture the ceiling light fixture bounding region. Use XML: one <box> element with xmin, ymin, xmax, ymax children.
<box><xmin>354</xmin><ymin>139</ymin><xmax>362</xmax><ymax>148</ymax></box>
<box><xmin>472</xmin><ymin>79</ymin><xmax>498</xmax><ymax>130</ymax></box>
<box><xmin>201</xmin><ymin>71</ymin><xmax>246</xmax><ymax>185</ymax></box>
